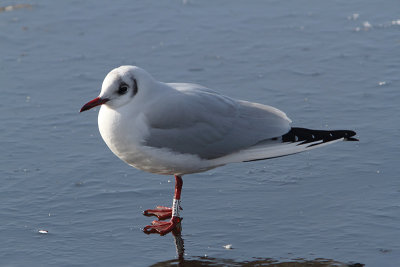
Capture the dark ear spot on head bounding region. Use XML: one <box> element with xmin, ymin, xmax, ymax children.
<box><xmin>132</xmin><ymin>78</ymin><xmax>138</xmax><ymax>96</ymax></box>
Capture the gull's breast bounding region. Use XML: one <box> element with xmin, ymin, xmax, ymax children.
<box><xmin>98</xmin><ymin>105</ymin><xmax>214</xmax><ymax>175</ymax></box>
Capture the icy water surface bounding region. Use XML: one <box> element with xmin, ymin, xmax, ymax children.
<box><xmin>1</xmin><ymin>0</ymin><xmax>400</xmax><ymax>266</ymax></box>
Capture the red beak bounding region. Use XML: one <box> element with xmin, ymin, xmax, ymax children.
<box><xmin>80</xmin><ymin>97</ymin><xmax>109</xmax><ymax>112</ymax></box>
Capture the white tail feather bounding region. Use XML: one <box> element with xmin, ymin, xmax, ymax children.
<box><xmin>212</xmin><ymin>138</ymin><xmax>344</xmax><ymax>165</ymax></box>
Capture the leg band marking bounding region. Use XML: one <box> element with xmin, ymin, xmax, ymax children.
<box><xmin>172</xmin><ymin>198</ymin><xmax>181</xmax><ymax>217</ymax></box>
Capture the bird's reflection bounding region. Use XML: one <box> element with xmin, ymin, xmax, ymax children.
<box><xmin>149</xmin><ymin>224</ymin><xmax>364</xmax><ymax>267</ymax></box>
<box><xmin>151</xmin><ymin>256</ymin><xmax>364</xmax><ymax>267</ymax></box>
<box><xmin>170</xmin><ymin>222</ymin><xmax>184</xmax><ymax>263</ymax></box>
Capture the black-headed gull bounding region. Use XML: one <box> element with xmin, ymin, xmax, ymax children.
<box><xmin>80</xmin><ymin>66</ymin><xmax>357</xmax><ymax>235</ymax></box>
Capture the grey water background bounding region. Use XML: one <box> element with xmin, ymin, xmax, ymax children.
<box><xmin>1</xmin><ymin>0</ymin><xmax>399</xmax><ymax>266</ymax></box>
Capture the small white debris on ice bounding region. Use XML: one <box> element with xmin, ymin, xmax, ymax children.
<box><xmin>392</xmin><ymin>20</ymin><xmax>400</xmax><ymax>25</ymax></box>
<box><xmin>0</xmin><ymin>4</ymin><xmax>32</xmax><ymax>12</ymax></box>
<box><xmin>378</xmin><ymin>81</ymin><xmax>386</xmax><ymax>86</ymax></box>
<box><xmin>355</xmin><ymin>21</ymin><xmax>372</xmax><ymax>32</ymax></box>
<box><xmin>223</xmin><ymin>244</ymin><xmax>233</xmax><ymax>249</ymax></box>
<box><xmin>38</xmin><ymin>230</ymin><xmax>48</xmax><ymax>234</ymax></box>
<box><xmin>363</xmin><ymin>21</ymin><xmax>372</xmax><ymax>29</ymax></box>
<box><xmin>347</xmin><ymin>13</ymin><xmax>359</xmax><ymax>20</ymax></box>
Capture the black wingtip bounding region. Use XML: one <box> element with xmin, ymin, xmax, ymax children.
<box><xmin>282</xmin><ymin>127</ymin><xmax>359</xmax><ymax>144</ymax></box>
<box><xmin>343</xmin><ymin>130</ymin><xmax>358</xmax><ymax>141</ymax></box>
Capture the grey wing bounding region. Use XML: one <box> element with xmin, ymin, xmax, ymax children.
<box><xmin>143</xmin><ymin>84</ymin><xmax>291</xmax><ymax>159</ymax></box>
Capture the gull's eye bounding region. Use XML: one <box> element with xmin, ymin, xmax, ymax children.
<box><xmin>118</xmin><ymin>84</ymin><xmax>128</xmax><ymax>95</ymax></box>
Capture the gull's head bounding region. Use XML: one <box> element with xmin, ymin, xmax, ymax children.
<box><xmin>80</xmin><ymin>65</ymin><xmax>154</xmax><ymax>112</ymax></box>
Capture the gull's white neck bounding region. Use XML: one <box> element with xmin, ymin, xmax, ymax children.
<box><xmin>98</xmin><ymin>104</ymin><xmax>149</xmax><ymax>166</ymax></box>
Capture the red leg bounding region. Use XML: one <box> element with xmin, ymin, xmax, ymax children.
<box><xmin>143</xmin><ymin>175</ymin><xmax>183</xmax><ymax>235</ymax></box>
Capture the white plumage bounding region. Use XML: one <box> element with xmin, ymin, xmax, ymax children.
<box><xmin>81</xmin><ymin>65</ymin><xmax>356</xmax><ymax>176</ymax></box>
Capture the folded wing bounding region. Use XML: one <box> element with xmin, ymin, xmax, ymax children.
<box><xmin>142</xmin><ymin>83</ymin><xmax>291</xmax><ymax>159</ymax></box>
